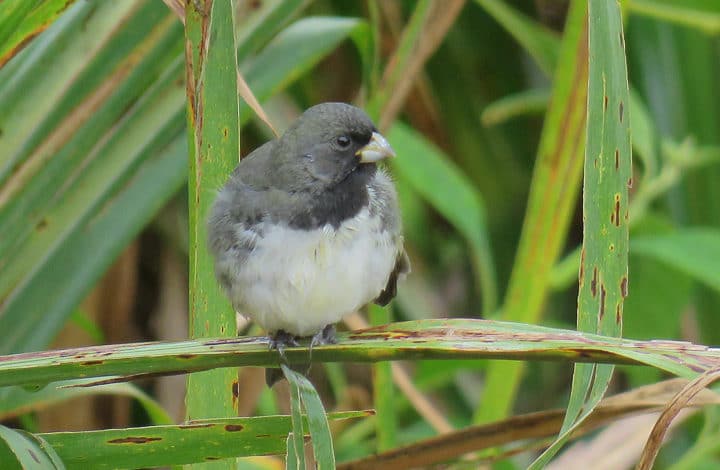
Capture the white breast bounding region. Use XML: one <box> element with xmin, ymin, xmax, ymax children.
<box><xmin>228</xmin><ymin>207</ymin><xmax>398</xmax><ymax>336</ymax></box>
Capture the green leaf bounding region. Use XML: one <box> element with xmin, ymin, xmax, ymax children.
<box><xmin>0</xmin><ymin>1</ymin><xmax>180</xmax><ymax>300</ymax></box>
<box><xmin>621</xmin><ymin>254</ymin><xmax>691</xmax><ymax>386</ymax></box>
<box><xmin>0</xmin><ymin>0</ymin><xmax>186</xmax><ymax>355</ymax></box>
<box><xmin>632</xmin><ymin>228</ymin><xmax>720</xmax><ymax>294</ymax></box>
<box><xmin>183</xmin><ymin>0</ymin><xmax>240</xmax><ymax>438</ymax></box>
<box><xmin>369</xmin><ymin>305</ymin><xmax>396</xmax><ymax>451</ymax></box>
<box><xmin>531</xmin><ymin>0</ymin><xmax>632</xmax><ymax>465</ymax></box>
<box><xmin>0</xmin><ymin>425</ymin><xmax>65</xmax><ymax>469</ymax></box>
<box><xmin>283</xmin><ymin>366</ymin><xmax>306</xmax><ymax>470</ymax></box>
<box><xmin>387</xmin><ymin>122</ymin><xmax>497</xmax><ymax>314</ymax></box>
<box><xmin>474</xmin><ymin>0</ymin><xmax>561</xmax><ymax>75</ymax></box>
<box><xmin>481</xmin><ymin>88</ymin><xmax>551</xmax><ymax>126</ymax></box>
<box><xmin>0</xmin><ymin>378</ymin><xmax>173</xmax><ymax>425</ymax></box>
<box><xmin>0</xmin><ymin>10</ymin><xmax>367</xmax><ymax>358</ymax></box>
<box><xmin>1</xmin><ymin>319</ymin><xmax>717</xmax><ymax>389</ymax></box>
<box><xmin>629</xmin><ymin>89</ymin><xmax>659</xmax><ymax>178</ymax></box>
<box><xmin>365</xmin><ymin>0</ymin><xmax>433</xmax><ymax>122</ymax></box>
<box><xmin>37</xmin><ymin>413</ymin><xmax>363</xmax><ymax>469</ymax></box>
<box><xmin>626</xmin><ymin>0</ymin><xmax>720</xmax><ymax>35</ymax></box>
<box><xmin>475</xmin><ymin>0</ymin><xmax>587</xmax><ymax>424</ymax></box>
<box><xmin>0</xmin><ymin>0</ymin><xmax>78</xmax><ymax>69</ymax></box>
<box><xmin>285</xmin><ymin>432</ymin><xmax>301</xmax><ymax>470</ymax></box>
<box><xmin>282</xmin><ymin>365</ymin><xmax>335</xmax><ymax>469</ymax></box>
<box><xmin>0</xmin><ymin>122</ymin><xmax>188</xmax><ymax>356</ymax></box>
<box><xmin>235</xmin><ymin>0</ymin><xmax>307</xmax><ymax>63</ymax></box>
<box><xmin>240</xmin><ymin>16</ymin><xmax>368</xmax><ymax>123</ymax></box>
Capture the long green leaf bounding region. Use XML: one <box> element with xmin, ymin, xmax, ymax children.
<box><xmin>388</xmin><ymin>123</ymin><xmax>496</xmax><ymax>315</ymax></box>
<box><xmin>0</xmin><ymin>1</ymin><xmax>176</xmax><ymax>298</ymax></box>
<box><xmin>183</xmin><ymin>11</ymin><xmax>239</xmax><ymax>470</ymax></box>
<box><xmin>283</xmin><ymin>365</ymin><xmax>306</xmax><ymax>470</ymax></box>
<box><xmin>473</xmin><ymin>0</ymin><xmax>560</xmax><ymax>75</ymax></box>
<box><xmin>632</xmin><ymin>228</ymin><xmax>720</xmax><ymax>293</ymax></box>
<box><xmin>0</xmin><ymin>0</ymin><xmax>78</xmax><ymax>69</ymax></box>
<box><xmin>531</xmin><ymin>0</ymin><xmax>632</xmax><ymax>465</ymax></box>
<box><xmin>240</xmin><ymin>16</ymin><xmax>368</xmax><ymax>123</ymax></box>
<box><xmin>35</xmin><ymin>412</ymin><xmax>365</xmax><ymax>469</ymax></box>
<box><xmin>235</xmin><ymin>0</ymin><xmax>307</xmax><ymax>62</ymax></box>
<box><xmin>369</xmin><ymin>305</ymin><xmax>396</xmax><ymax>452</ymax></box>
<box><xmin>0</xmin><ymin>80</ymin><xmax>187</xmax><ymax>356</ymax></box>
<box><xmin>0</xmin><ymin>425</ymin><xmax>65</xmax><ymax>469</ymax></box>
<box><xmin>282</xmin><ymin>365</ymin><xmax>335</xmax><ymax>469</ymax></box>
<box><xmin>0</xmin><ymin>379</ymin><xmax>172</xmax><ymax>425</ymax></box>
<box><xmin>0</xmin><ymin>10</ymin><xmax>366</xmax><ymax>360</ymax></box>
<box><xmin>285</xmin><ymin>432</ymin><xmax>301</xmax><ymax>470</ymax></box>
<box><xmin>1</xmin><ymin>319</ymin><xmax>717</xmax><ymax>389</ymax></box>
<box><xmin>475</xmin><ymin>0</ymin><xmax>588</xmax><ymax>424</ymax></box>
<box><xmin>627</xmin><ymin>0</ymin><xmax>720</xmax><ymax>35</ymax></box>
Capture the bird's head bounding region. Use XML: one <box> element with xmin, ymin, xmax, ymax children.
<box><xmin>274</xmin><ymin>102</ymin><xmax>395</xmax><ymax>191</ymax></box>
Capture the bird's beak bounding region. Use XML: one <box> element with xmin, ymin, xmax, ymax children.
<box><xmin>356</xmin><ymin>132</ymin><xmax>396</xmax><ymax>163</ymax></box>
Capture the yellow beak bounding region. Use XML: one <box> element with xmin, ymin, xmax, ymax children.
<box><xmin>356</xmin><ymin>132</ymin><xmax>396</xmax><ymax>163</ymax></box>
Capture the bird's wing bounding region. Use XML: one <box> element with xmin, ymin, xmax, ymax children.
<box><xmin>374</xmin><ymin>248</ymin><xmax>410</xmax><ymax>306</ymax></box>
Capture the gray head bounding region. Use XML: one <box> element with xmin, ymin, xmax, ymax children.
<box><xmin>272</xmin><ymin>102</ymin><xmax>395</xmax><ymax>192</ymax></box>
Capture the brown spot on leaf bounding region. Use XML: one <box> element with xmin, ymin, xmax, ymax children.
<box><xmin>599</xmin><ymin>284</ymin><xmax>607</xmax><ymax>320</ymax></box>
<box><xmin>609</xmin><ymin>244</ymin><xmax>615</xmax><ymax>252</ymax></box>
<box><xmin>29</xmin><ymin>449</ymin><xmax>40</xmax><ymax>464</ymax></box>
<box><xmin>108</xmin><ymin>436</ymin><xmax>162</xmax><ymax>444</ymax></box>
<box><xmin>685</xmin><ymin>362</ymin><xmax>706</xmax><ymax>374</ymax></box>
<box><xmin>232</xmin><ymin>380</ymin><xmax>239</xmax><ymax>398</ymax></box>
<box><xmin>615</xmin><ymin>149</ymin><xmax>619</xmax><ymax>170</ymax></box>
<box><xmin>81</xmin><ymin>360</ymin><xmax>103</xmax><ymax>366</ymax></box>
<box><xmin>579</xmin><ymin>248</ymin><xmax>586</xmax><ymax>285</ymax></box>
<box><xmin>591</xmin><ymin>267</ymin><xmax>598</xmax><ymax>297</ymax></box>
<box><xmin>619</xmin><ymin>101</ymin><xmax>624</xmax><ymax>123</ymax></box>
<box><xmin>616</xmin><ymin>305</ymin><xmax>622</xmax><ymax>324</ymax></box>
<box><xmin>222</xmin><ymin>127</ymin><xmax>229</xmax><ymax>138</ymax></box>
<box><xmin>613</xmin><ymin>195</ymin><xmax>621</xmax><ymax>227</ymax></box>
<box><xmin>36</xmin><ymin>218</ymin><xmax>48</xmax><ymax>231</ymax></box>
<box><xmin>604</xmin><ymin>95</ymin><xmax>608</xmax><ymax>111</ymax></box>
<box><xmin>348</xmin><ymin>333</ymin><xmax>390</xmax><ymax>341</ymax></box>
<box><xmin>206</xmin><ymin>457</ymin><xmax>220</xmax><ymax>461</ymax></box>
<box><xmin>573</xmin><ymin>350</ymin><xmax>593</xmax><ymax>359</ymax></box>
<box><xmin>225</xmin><ymin>424</ymin><xmax>244</xmax><ymax>432</ymax></box>
<box><xmin>181</xmin><ymin>423</ymin><xmax>215</xmax><ymax>429</ymax></box>
<box><xmin>628</xmin><ymin>177</ymin><xmax>633</xmax><ymax>188</ymax></box>
<box><xmin>178</xmin><ymin>354</ymin><xmax>197</xmax><ymax>359</ymax></box>
<box><xmin>621</xmin><ymin>277</ymin><xmax>628</xmax><ymax>297</ymax></box>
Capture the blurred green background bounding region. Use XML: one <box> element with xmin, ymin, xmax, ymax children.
<box><xmin>1</xmin><ymin>0</ymin><xmax>719</xmax><ymax>468</ymax></box>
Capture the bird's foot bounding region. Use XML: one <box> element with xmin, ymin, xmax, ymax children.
<box><xmin>310</xmin><ymin>324</ymin><xmax>338</xmax><ymax>348</ymax></box>
<box><xmin>268</xmin><ymin>329</ymin><xmax>300</xmax><ymax>361</ymax></box>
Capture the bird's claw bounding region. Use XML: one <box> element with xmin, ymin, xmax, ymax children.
<box><xmin>310</xmin><ymin>324</ymin><xmax>338</xmax><ymax>348</ymax></box>
<box><xmin>269</xmin><ymin>330</ymin><xmax>300</xmax><ymax>361</ymax></box>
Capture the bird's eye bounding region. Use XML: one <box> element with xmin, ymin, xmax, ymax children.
<box><xmin>336</xmin><ymin>135</ymin><xmax>351</xmax><ymax>148</ymax></box>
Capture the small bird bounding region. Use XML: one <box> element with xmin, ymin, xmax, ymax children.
<box><xmin>207</xmin><ymin>102</ymin><xmax>409</xmax><ymax>385</ymax></box>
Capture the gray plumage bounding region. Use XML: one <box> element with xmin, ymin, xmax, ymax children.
<box><xmin>207</xmin><ymin>102</ymin><xmax>409</xmax><ymax>355</ymax></box>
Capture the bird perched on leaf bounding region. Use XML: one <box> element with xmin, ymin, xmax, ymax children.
<box><xmin>207</xmin><ymin>102</ymin><xmax>409</xmax><ymax>386</ymax></box>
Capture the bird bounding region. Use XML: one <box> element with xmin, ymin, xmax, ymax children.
<box><xmin>207</xmin><ymin>102</ymin><xmax>409</xmax><ymax>385</ymax></box>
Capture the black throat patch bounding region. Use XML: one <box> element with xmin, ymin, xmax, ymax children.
<box><xmin>289</xmin><ymin>163</ymin><xmax>377</xmax><ymax>230</ymax></box>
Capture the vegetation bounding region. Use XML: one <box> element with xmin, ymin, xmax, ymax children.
<box><xmin>1</xmin><ymin>0</ymin><xmax>720</xmax><ymax>468</ymax></box>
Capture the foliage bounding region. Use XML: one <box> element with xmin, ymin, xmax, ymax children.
<box><xmin>2</xmin><ymin>0</ymin><xmax>720</xmax><ymax>468</ymax></box>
